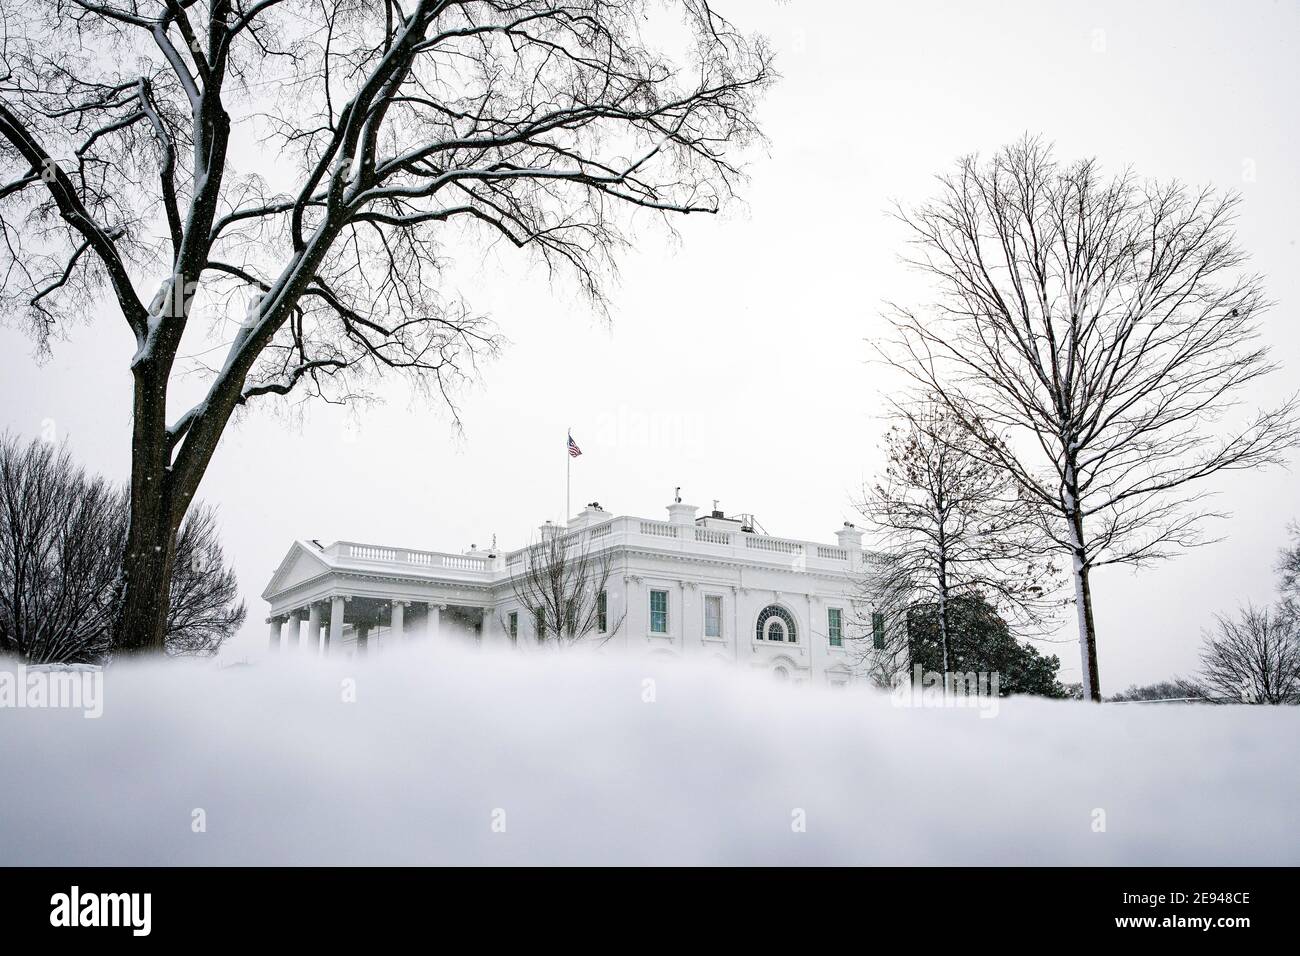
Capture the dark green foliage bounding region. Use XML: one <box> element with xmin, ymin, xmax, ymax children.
<box><xmin>907</xmin><ymin>595</ymin><xmax>1067</xmax><ymax>698</ymax></box>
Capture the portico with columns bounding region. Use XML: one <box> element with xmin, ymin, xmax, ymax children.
<box><xmin>263</xmin><ymin>498</ymin><xmax>878</xmax><ymax>685</ymax></box>
<box><xmin>266</xmin><ymin>592</ymin><xmax>462</xmax><ymax>656</ymax></box>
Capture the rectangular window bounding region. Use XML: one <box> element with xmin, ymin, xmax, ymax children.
<box><xmin>872</xmin><ymin>611</ymin><xmax>886</xmax><ymax>650</ymax></box>
<box><xmin>508</xmin><ymin>611</ymin><xmax>518</xmax><ymax>643</ymax></box>
<box><xmin>650</xmin><ymin>589</ymin><xmax>669</xmax><ymax>634</ymax></box>
<box><xmin>828</xmin><ymin>608</ymin><xmax>843</xmax><ymax>647</ymax></box>
<box><xmin>704</xmin><ymin>594</ymin><xmax>722</xmax><ymax>638</ymax></box>
<box><xmin>535</xmin><ymin>608</ymin><xmax>546</xmax><ymax>643</ymax></box>
<box><xmin>597</xmin><ymin>591</ymin><xmax>607</xmax><ymax>633</ymax></box>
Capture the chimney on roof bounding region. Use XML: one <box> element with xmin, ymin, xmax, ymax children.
<box><xmin>568</xmin><ymin>501</ymin><xmax>611</xmax><ymax>530</ymax></box>
<box><xmin>667</xmin><ymin>496</ymin><xmax>698</xmax><ymax>526</ymax></box>
<box><xmin>835</xmin><ymin>521</ymin><xmax>864</xmax><ymax>551</ymax></box>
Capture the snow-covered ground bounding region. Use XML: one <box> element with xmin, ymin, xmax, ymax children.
<box><xmin>1</xmin><ymin>645</ymin><xmax>1296</xmax><ymax>865</ymax></box>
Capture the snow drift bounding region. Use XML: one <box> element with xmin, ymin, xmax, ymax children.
<box><xmin>1</xmin><ymin>644</ymin><xmax>1296</xmax><ymax>865</ymax></box>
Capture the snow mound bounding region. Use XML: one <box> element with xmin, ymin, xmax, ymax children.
<box><xmin>1</xmin><ymin>645</ymin><xmax>1296</xmax><ymax>865</ymax></box>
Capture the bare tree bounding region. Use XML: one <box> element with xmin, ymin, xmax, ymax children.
<box><xmin>0</xmin><ymin>1</ymin><xmax>771</xmax><ymax>652</ymax></box>
<box><xmin>857</xmin><ymin>403</ymin><xmax>1060</xmax><ymax>674</ymax></box>
<box><xmin>503</xmin><ymin>529</ymin><xmax>624</xmax><ymax>647</ymax></box>
<box><xmin>882</xmin><ymin>137</ymin><xmax>1300</xmax><ymax>701</ymax></box>
<box><xmin>0</xmin><ymin>433</ymin><xmax>245</xmax><ymax>662</ymax></box>
<box><xmin>166</xmin><ymin>503</ymin><xmax>245</xmax><ymax>656</ymax></box>
<box><xmin>0</xmin><ymin>435</ymin><xmax>120</xmax><ymax>662</ymax></box>
<box><xmin>1198</xmin><ymin>605</ymin><xmax>1300</xmax><ymax>705</ymax></box>
<box><xmin>1277</xmin><ymin>522</ymin><xmax>1300</xmax><ymax>624</ymax></box>
<box><xmin>1108</xmin><ymin>678</ymin><xmax>1209</xmax><ymax>703</ymax></box>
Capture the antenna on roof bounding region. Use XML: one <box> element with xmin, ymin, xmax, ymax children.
<box><xmin>674</xmin><ymin>485</ymin><xmax>681</xmax><ymax>503</ymax></box>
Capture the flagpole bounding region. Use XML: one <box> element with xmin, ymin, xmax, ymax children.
<box><xmin>566</xmin><ymin>428</ymin><xmax>571</xmax><ymax>524</ymax></box>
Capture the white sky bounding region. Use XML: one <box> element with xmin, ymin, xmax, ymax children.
<box><xmin>2</xmin><ymin>0</ymin><xmax>1297</xmax><ymax>692</ymax></box>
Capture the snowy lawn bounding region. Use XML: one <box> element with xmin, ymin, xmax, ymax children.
<box><xmin>1</xmin><ymin>644</ymin><xmax>1296</xmax><ymax>865</ymax></box>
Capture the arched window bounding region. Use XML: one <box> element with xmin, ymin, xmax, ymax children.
<box><xmin>755</xmin><ymin>605</ymin><xmax>797</xmax><ymax>644</ymax></box>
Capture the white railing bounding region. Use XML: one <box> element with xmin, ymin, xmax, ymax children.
<box><xmin>331</xmin><ymin>519</ymin><xmax>863</xmax><ymax>579</ymax></box>
<box><xmin>693</xmin><ymin>527</ymin><xmax>731</xmax><ymax>545</ymax></box>
<box><xmin>348</xmin><ymin>545</ymin><xmax>396</xmax><ymax>562</ymax></box>
<box><xmin>745</xmin><ymin>536</ymin><xmax>803</xmax><ymax>555</ymax></box>
<box><xmin>344</xmin><ymin>543</ymin><xmax>487</xmax><ymax>572</ymax></box>
<box><xmin>639</xmin><ymin>521</ymin><xmax>678</xmax><ymax>538</ymax></box>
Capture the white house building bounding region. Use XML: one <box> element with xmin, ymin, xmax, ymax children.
<box><xmin>262</xmin><ymin>499</ymin><xmax>875</xmax><ymax>685</ymax></box>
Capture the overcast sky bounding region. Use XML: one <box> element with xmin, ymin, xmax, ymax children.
<box><xmin>3</xmin><ymin>0</ymin><xmax>1297</xmax><ymax>690</ymax></box>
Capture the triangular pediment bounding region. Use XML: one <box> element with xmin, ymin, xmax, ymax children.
<box><xmin>261</xmin><ymin>542</ymin><xmax>331</xmax><ymax>599</ymax></box>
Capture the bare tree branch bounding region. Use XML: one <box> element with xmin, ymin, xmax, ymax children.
<box><xmin>0</xmin><ymin>0</ymin><xmax>771</xmax><ymax>651</ymax></box>
<box><xmin>856</xmin><ymin>403</ymin><xmax>1064</xmax><ymax>675</ymax></box>
<box><xmin>878</xmin><ymin>136</ymin><xmax>1300</xmax><ymax>701</ymax></box>
<box><xmin>502</xmin><ymin>527</ymin><xmax>624</xmax><ymax>647</ymax></box>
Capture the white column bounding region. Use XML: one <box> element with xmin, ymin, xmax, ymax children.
<box><xmin>804</xmin><ymin>593</ymin><xmax>817</xmax><ymax>684</ymax></box>
<box><xmin>426</xmin><ymin>603</ymin><xmax>442</xmax><ymax>642</ymax></box>
<box><xmin>283</xmin><ymin>609</ymin><xmax>301</xmax><ymax>649</ymax></box>
<box><xmin>678</xmin><ymin>581</ymin><xmax>688</xmax><ymax>656</ymax></box>
<box><xmin>328</xmin><ymin>596</ymin><xmax>345</xmax><ymax>654</ymax></box>
<box><xmin>306</xmin><ymin>603</ymin><xmax>322</xmax><ymax>653</ymax></box>
<box><xmin>268</xmin><ymin>616</ymin><xmax>284</xmax><ymax>651</ymax></box>
<box><xmin>392</xmin><ymin>601</ymin><xmax>406</xmax><ymax>641</ymax></box>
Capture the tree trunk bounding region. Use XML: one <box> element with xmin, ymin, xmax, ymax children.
<box><xmin>936</xmin><ymin>513</ymin><xmax>950</xmax><ymax>676</ymax></box>
<box><xmin>1067</xmin><ymin>512</ymin><xmax>1102</xmax><ymax>702</ymax></box>
<box><xmin>1072</xmin><ymin>560</ymin><xmax>1101</xmax><ymax>702</ymax></box>
<box><xmin>937</xmin><ymin>572</ymin><xmax>950</xmax><ymax>676</ymax></box>
<box><xmin>1063</xmin><ymin>461</ymin><xmax>1102</xmax><ymax>702</ymax></box>
<box><xmin>113</xmin><ymin>366</ymin><xmax>177</xmax><ymax>654</ymax></box>
<box><xmin>115</xmin><ymin>509</ymin><xmax>176</xmax><ymax>654</ymax></box>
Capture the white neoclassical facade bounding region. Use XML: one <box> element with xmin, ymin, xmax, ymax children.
<box><xmin>262</xmin><ymin>500</ymin><xmax>874</xmax><ymax>685</ymax></box>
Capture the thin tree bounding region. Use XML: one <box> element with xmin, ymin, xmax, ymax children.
<box><xmin>1197</xmin><ymin>605</ymin><xmax>1300</xmax><ymax>705</ymax></box>
<box><xmin>0</xmin><ymin>434</ymin><xmax>245</xmax><ymax>662</ymax></box>
<box><xmin>858</xmin><ymin>403</ymin><xmax>1060</xmax><ymax>674</ymax></box>
<box><xmin>0</xmin><ymin>1</ymin><xmax>771</xmax><ymax>652</ymax></box>
<box><xmin>503</xmin><ymin>529</ymin><xmax>624</xmax><ymax>647</ymax></box>
<box><xmin>1277</xmin><ymin>522</ymin><xmax>1299</xmax><ymax>625</ymax></box>
<box><xmin>882</xmin><ymin>137</ymin><xmax>1299</xmax><ymax>701</ymax></box>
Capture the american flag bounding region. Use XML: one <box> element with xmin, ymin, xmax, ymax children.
<box><xmin>567</xmin><ymin>432</ymin><xmax>582</xmax><ymax>457</ymax></box>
